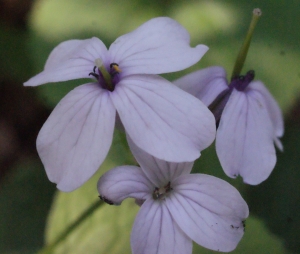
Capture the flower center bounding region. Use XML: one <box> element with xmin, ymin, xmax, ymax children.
<box><xmin>229</xmin><ymin>70</ymin><xmax>255</xmax><ymax>91</ymax></box>
<box><xmin>89</xmin><ymin>58</ymin><xmax>121</xmax><ymax>92</ymax></box>
<box><xmin>208</xmin><ymin>70</ymin><xmax>255</xmax><ymax>127</ymax></box>
<box><xmin>152</xmin><ymin>181</ymin><xmax>173</xmax><ymax>200</ymax></box>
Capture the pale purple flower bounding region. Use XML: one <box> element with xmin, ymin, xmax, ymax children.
<box><xmin>24</xmin><ymin>17</ymin><xmax>216</xmax><ymax>191</ymax></box>
<box><xmin>98</xmin><ymin>137</ymin><xmax>249</xmax><ymax>254</ymax></box>
<box><xmin>174</xmin><ymin>66</ymin><xmax>284</xmax><ymax>185</ymax></box>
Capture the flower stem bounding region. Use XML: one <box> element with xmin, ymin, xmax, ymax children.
<box><xmin>231</xmin><ymin>8</ymin><xmax>262</xmax><ymax>80</ymax></box>
<box><xmin>38</xmin><ymin>200</ymin><xmax>103</xmax><ymax>254</ymax></box>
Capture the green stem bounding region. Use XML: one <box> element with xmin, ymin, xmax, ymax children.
<box><xmin>38</xmin><ymin>200</ymin><xmax>103</xmax><ymax>254</ymax></box>
<box><xmin>231</xmin><ymin>8</ymin><xmax>262</xmax><ymax>79</ymax></box>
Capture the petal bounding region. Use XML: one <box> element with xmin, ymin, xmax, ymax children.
<box><xmin>24</xmin><ymin>38</ymin><xmax>108</xmax><ymax>86</ymax></box>
<box><xmin>248</xmin><ymin>81</ymin><xmax>284</xmax><ymax>149</ymax></box>
<box><xmin>173</xmin><ymin>66</ymin><xmax>228</xmax><ymax>106</ymax></box>
<box><xmin>109</xmin><ymin>17</ymin><xmax>208</xmax><ymax>75</ymax></box>
<box><xmin>127</xmin><ymin>135</ymin><xmax>193</xmax><ymax>187</ymax></box>
<box><xmin>97</xmin><ymin>166</ymin><xmax>153</xmax><ymax>205</ymax></box>
<box><xmin>216</xmin><ymin>88</ymin><xmax>276</xmax><ymax>184</ymax></box>
<box><xmin>167</xmin><ymin>174</ymin><xmax>249</xmax><ymax>252</ymax></box>
<box><xmin>131</xmin><ymin>198</ymin><xmax>192</xmax><ymax>254</ymax></box>
<box><xmin>110</xmin><ymin>74</ymin><xmax>216</xmax><ymax>162</ymax></box>
<box><xmin>37</xmin><ymin>83</ymin><xmax>116</xmax><ymax>191</ymax></box>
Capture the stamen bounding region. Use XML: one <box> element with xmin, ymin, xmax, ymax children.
<box><xmin>110</xmin><ymin>63</ymin><xmax>122</xmax><ymax>73</ymax></box>
<box><xmin>89</xmin><ymin>65</ymin><xmax>99</xmax><ymax>79</ymax></box>
<box><xmin>152</xmin><ymin>182</ymin><xmax>172</xmax><ymax>200</ymax></box>
<box><xmin>231</xmin><ymin>8</ymin><xmax>262</xmax><ymax>80</ymax></box>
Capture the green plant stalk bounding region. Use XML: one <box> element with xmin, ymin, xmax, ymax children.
<box><xmin>38</xmin><ymin>200</ymin><xmax>103</xmax><ymax>254</ymax></box>
<box><xmin>231</xmin><ymin>8</ymin><xmax>262</xmax><ymax>79</ymax></box>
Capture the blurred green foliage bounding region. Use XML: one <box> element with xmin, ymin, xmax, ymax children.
<box><xmin>1</xmin><ymin>0</ymin><xmax>300</xmax><ymax>253</ymax></box>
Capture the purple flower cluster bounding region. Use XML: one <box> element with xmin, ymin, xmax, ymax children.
<box><xmin>24</xmin><ymin>17</ymin><xmax>283</xmax><ymax>254</ymax></box>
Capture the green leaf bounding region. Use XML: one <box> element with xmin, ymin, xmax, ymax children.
<box><xmin>43</xmin><ymin>130</ymin><xmax>136</xmax><ymax>253</ymax></box>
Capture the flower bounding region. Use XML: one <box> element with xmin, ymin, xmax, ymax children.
<box><xmin>98</xmin><ymin>137</ymin><xmax>249</xmax><ymax>254</ymax></box>
<box><xmin>24</xmin><ymin>17</ymin><xmax>216</xmax><ymax>191</ymax></box>
<box><xmin>174</xmin><ymin>66</ymin><xmax>284</xmax><ymax>184</ymax></box>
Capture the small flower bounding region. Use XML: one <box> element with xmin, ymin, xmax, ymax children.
<box><xmin>174</xmin><ymin>66</ymin><xmax>284</xmax><ymax>184</ymax></box>
<box><xmin>98</xmin><ymin>137</ymin><xmax>249</xmax><ymax>254</ymax></box>
<box><xmin>24</xmin><ymin>17</ymin><xmax>216</xmax><ymax>191</ymax></box>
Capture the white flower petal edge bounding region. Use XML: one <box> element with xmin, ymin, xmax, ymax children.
<box><xmin>110</xmin><ymin>74</ymin><xmax>216</xmax><ymax>163</ymax></box>
<box><xmin>173</xmin><ymin>66</ymin><xmax>228</xmax><ymax>106</ymax></box>
<box><xmin>168</xmin><ymin>174</ymin><xmax>249</xmax><ymax>252</ymax></box>
<box><xmin>131</xmin><ymin>199</ymin><xmax>192</xmax><ymax>254</ymax></box>
<box><xmin>109</xmin><ymin>17</ymin><xmax>208</xmax><ymax>75</ymax></box>
<box><xmin>24</xmin><ymin>38</ymin><xmax>108</xmax><ymax>86</ymax></box>
<box><xmin>97</xmin><ymin>166</ymin><xmax>153</xmax><ymax>205</ymax></box>
<box><xmin>248</xmin><ymin>81</ymin><xmax>284</xmax><ymax>150</ymax></box>
<box><xmin>216</xmin><ymin>88</ymin><xmax>276</xmax><ymax>184</ymax></box>
<box><xmin>127</xmin><ymin>135</ymin><xmax>193</xmax><ymax>187</ymax></box>
<box><xmin>37</xmin><ymin>83</ymin><xmax>116</xmax><ymax>191</ymax></box>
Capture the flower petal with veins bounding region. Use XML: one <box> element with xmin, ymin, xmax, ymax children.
<box><xmin>109</xmin><ymin>17</ymin><xmax>208</xmax><ymax>75</ymax></box>
<box><xmin>168</xmin><ymin>174</ymin><xmax>248</xmax><ymax>252</ymax></box>
<box><xmin>127</xmin><ymin>135</ymin><xmax>193</xmax><ymax>187</ymax></box>
<box><xmin>97</xmin><ymin>166</ymin><xmax>153</xmax><ymax>205</ymax></box>
<box><xmin>216</xmin><ymin>88</ymin><xmax>276</xmax><ymax>184</ymax></box>
<box><xmin>24</xmin><ymin>38</ymin><xmax>108</xmax><ymax>86</ymax></box>
<box><xmin>131</xmin><ymin>199</ymin><xmax>192</xmax><ymax>254</ymax></box>
<box><xmin>173</xmin><ymin>66</ymin><xmax>228</xmax><ymax>106</ymax></box>
<box><xmin>110</xmin><ymin>74</ymin><xmax>216</xmax><ymax>163</ymax></box>
<box><xmin>37</xmin><ymin>83</ymin><xmax>115</xmax><ymax>191</ymax></box>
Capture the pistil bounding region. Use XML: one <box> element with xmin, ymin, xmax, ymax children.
<box><xmin>94</xmin><ymin>58</ymin><xmax>114</xmax><ymax>91</ymax></box>
<box><xmin>231</xmin><ymin>8</ymin><xmax>262</xmax><ymax>79</ymax></box>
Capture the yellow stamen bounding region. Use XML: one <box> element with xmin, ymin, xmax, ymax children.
<box><xmin>112</xmin><ymin>64</ymin><xmax>122</xmax><ymax>73</ymax></box>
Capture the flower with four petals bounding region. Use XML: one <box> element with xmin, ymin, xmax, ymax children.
<box><xmin>24</xmin><ymin>17</ymin><xmax>216</xmax><ymax>191</ymax></box>
<box><xmin>98</xmin><ymin>137</ymin><xmax>249</xmax><ymax>254</ymax></box>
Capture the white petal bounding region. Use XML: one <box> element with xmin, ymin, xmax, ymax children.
<box><xmin>127</xmin><ymin>135</ymin><xmax>193</xmax><ymax>187</ymax></box>
<box><xmin>216</xmin><ymin>88</ymin><xmax>276</xmax><ymax>184</ymax></box>
<box><xmin>109</xmin><ymin>17</ymin><xmax>208</xmax><ymax>75</ymax></box>
<box><xmin>37</xmin><ymin>83</ymin><xmax>116</xmax><ymax>191</ymax></box>
<box><xmin>248</xmin><ymin>81</ymin><xmax>284</xmax><ymax>149</ymax></box>
<box><xmin>131</xmin><ymin>198</ymin><xmax>192</xmax><ymax>254</ymax></box>
<box><xmin>110</xmin><ymin>74</ymin><xmax>216</xmax><ymax>163</ymax></box>
<box><xmin>173</xmin><ymin>66</ymin><xmax>228</xmax><ymax>106</ymax></box>
<box><xmin>24</xmin><ymin>38</ymin><xmax>108</xmax><ymax>86</ymax></box>
<box><xmin>167</xmin><ymin>174</ymin><xmax>249</xmax><ymax>252</ymax></box>
<box><xmin>97</xmin><ymin>166</ymin><xmax>153</xmax><ymax>205</ymax></box>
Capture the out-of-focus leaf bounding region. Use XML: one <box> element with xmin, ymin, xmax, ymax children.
<box><xmin>0</xmin><ymin>159</ymin><xmax>56</xmax><ymax>254</ymax></box>
<box><xmin>28</xmin><ymin>0</ymin><xmax>158</xmax><ymax>42</ymax></box>
<box><xmin>171</xmin><ymin>1</ymin><xmax>238</xmax><ymax>41</ymax></box>
<box><xmin>193</xmin><ymin>216</ymin><xmax>288</xmax><ymax>254</ymax></box>
<box><xmin>46</xmin><ymin>195</ymin><xmax>137</xmax><ymax>254</ymax></box>
<box><xmin>44</xmin><ymin>130</ymin><xmax>136</xmax><ymax>253</ymax></box>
